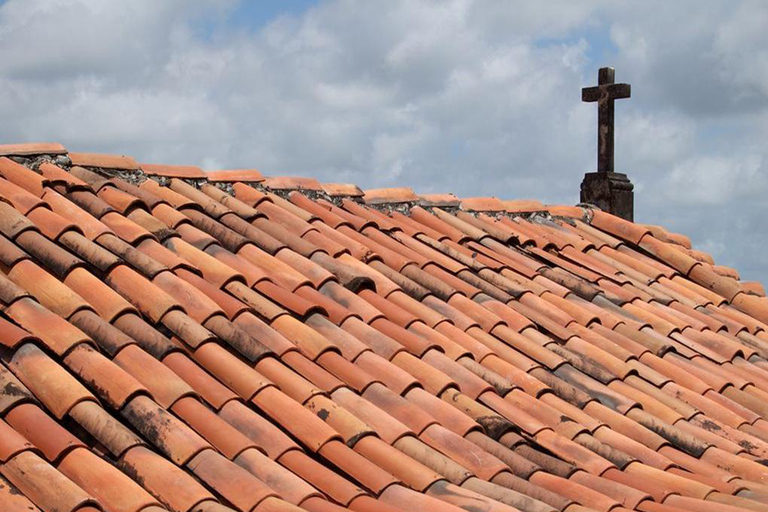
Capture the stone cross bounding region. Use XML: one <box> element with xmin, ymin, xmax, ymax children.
<box><xmin>582</xmin><ymin>67</ymin><xmax>631</xmax><ymax>173</ymax></box>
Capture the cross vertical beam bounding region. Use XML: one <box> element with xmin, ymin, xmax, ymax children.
<box><xmin>582</xmin><ymin>67</ymin><xmax>631</xmax><ymax>173</ymax></box>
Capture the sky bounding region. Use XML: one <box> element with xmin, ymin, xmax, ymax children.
<box><xmin>0</xmin><ymin>1</ymin><xmax>767</xmax><ymax>282</ymax></box>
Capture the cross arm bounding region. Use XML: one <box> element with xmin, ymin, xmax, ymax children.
<box><xmin>582</xmin><ymin>83</ymin><xmax>631</xmax><ymax>102</ymax></box>
<box><xmin>582</xmin><ymin>85</ymin><xmax>600</xmax><ymax>102</ymax></box>
<box><xmin>608</xmin><ymin>83</ymin><xmax>631</xmax><ymax>99</ymax></box>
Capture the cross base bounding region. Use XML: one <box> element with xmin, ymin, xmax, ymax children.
<box><xmin>580</xmin><ymin>171</ymin><xmax>634</xmax><ymax>221</ymax></box>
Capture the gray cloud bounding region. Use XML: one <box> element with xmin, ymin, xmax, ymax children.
<box><xmin>1</xmin><ymin>0</ymin><xmax>767</xmax><ymax>283</ymax></box>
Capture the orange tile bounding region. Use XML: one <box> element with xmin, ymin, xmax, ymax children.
<box><xmin>119</xmin><ymin>446</ymin><xmax>214</xmax><ymax>511</ymax></box>
<box><xmin>14</xmin><ymin>230</ymin><xmax>85</xmax><ymax>279</ymax></box>
<box><xmin>354</xmin><ymin>435</ymin><xmax>443</xmax><ymax>492</ymax></box>
<box><xmin>66</xmin><ymin>189</ymin><xmax>116</xmax><ymax>219</ymax></box>
<box><xmin>0</xmin><ymin>142</ymin><xmax>66</xmax><ymax>156</ymax></box>
<box><xmin>282</xmin><ymin>351</ymin><xmax>345</xmax><ymax>394</ymax></box>
<box><xmin>0</xmin><ymin>158</ymin><xmax>49</xmax><ymax>198</ymax></box>
<box><xmin>530</xmin><ymin>471</ymin><xmax>619</xmax><ymax>511</ymax></box>
<box><xmin>193</xmin><ymin>342</ymin><xmax>273</xmax><ymax>400</ymax></box>
<box><xmin>41</xmin><ymin>163</ymin><xmax>91</xmax><ymax>192</ymax></box>
<box><xmin>68</xmin><ymin>400</ymin><xmax>144</xmax><ymax>458</ymax></box>
<box><xmin>137</xmin><ymin>180</ymin><xmax>194</xmax><ymax>210</ymax></box>
<box><xmin>318</xmin><ymin>440</ymin><xmax>398</xmax><ymax>496</ymax></box>
<box><xmin>68</xmin><ymin>152</ymin><xmax>138</xmax><ymax>170</ymax></box>
<box><xmin>322</xmin><ymin>182</ymin><xmax>364</xmax><ymax>197</ymax></box>
<box><xmin>219</xmin><ymin>399</ymin><xmax>299</xmax><ymax>459</ymax></box>
<box><xmin>263</xmin><ymin>176</ymin><xmax>323</xmax><ymax>191</ymax></box>
<box><xmin>252</xmin><ymin>385</ymin><xmax>342</xmax><ymax>451</ymax></box>
<box><xmin>256</xmin><ymin>357</ymin><xmax>324</xmax><ymax>404</ymax></box>
<box><xmin>0</xmin><ymin>204</ymin><xmax>38</xmax><ymax>243</ymax></box>
<box><xmin>502</xmin><ymin>199</ymin><xmax>545</xmax><ymax>212</ymax></box>
<box><xmin>153</xmin><ymin>270</ymin><xmax>224</xmax><ymax>324</ymax></box>
<box><xmin>98</xmin><ymin>186</ymin><xmax>146</xmax><ymax>215</ymax></box>
<box><xmin>231</xmin><ymin>182</ymin><xmax>270</xmax><ymax>206</ymax></box>
<box><xmin>459</xmin><ymin>197</ymin><xmax>506</xmax><ymax>211</ymax></box>
<box><xmin>279</xmin><ymin>448</ymin><xmax>366</xmax><ymax>505</ymax></box>
<box><xmin>166</xmin><ymin>237</ymin><xmax>244</xmax><ymax>287</ymax></box>
<box><xmin>25</xmin><ymin>208</ymin><xmax>84</xmax><ymax>243</ymax></box>
<box><xmin>114</xmin><ymin>344</ymin><xmax>195</xmax><ymax>408</ymax></box>
<box><xmin>288</xmin><ymin>192</ymin><xmax>346</xmax><ymax>226</ymax></box>
<box><xmin>305</xmin><ymin>393</ymin><xmax>376</xmax><ymax>445</ymax></box>
<box><xmin>0</xmin><ymin>359</ymin><xmax>35</xmax><ymax>416</ymax></box>
<box><xmin>206</xmin><ymin>169</ymin><xmax>264</xmax><ymax>182</ymax></box>
<box><xmin>204</xmin><ymin>187</ymin><xmax>261</xmax><ymax>221</ymax></box>
<box><xmin>236</xmin><ymin>447</ymin><xmax>322</xmax><ymax>505</ymax></box>
<box><xmin>0</xmin><ymin>417</ymin><xmax>34</xmax><ymax>463</ymax></box>
<box><xmin>43</xmin><ymin>189</ymin><xmax>112</xmax><ymax>240</ymax></box>
<box><xmin>0</xmin><ymin>474</ymin><xmax>42</xmax><ymax>511</ymax></box>
<box><xmin>295</xmin><ymin>285</ymin><xmax>358</xmax><ymax>325</ymax></box>
<box><xmin>741</xmin><ymin>281</ymin><xmax>766</xmax><ymax>297</ymax></box>
<box><xmin>188</xmin><ymin>450</ymin><xmax>277</xmax><ymax>510</ymax></box>
<box><xmin>0</xmin><ymin>451</ymin><xmax>94</xmax><ymax>512</ymax></box>
<box><xmin>64</xmin><ymin>344</ymin><xmax>148</xmax><ymax>409</ymax></box>
<box><xmin>8</xmin><ymin>259</ymin><xmax>89</xmax><ymax>315</ymax></box>
<box><xmin>345</xmin><ymin>201</ymin><xmax>401</xmax><ymax>231</ymax></box>
<box><xmin>305</xmin><ymin>314</ymin><xmax>371</xmax><ymax>359</ymax></box>
<box><xmin>590</xmin><ymin>210</ymin><xmax>650</xmax><ymax>244</ymax></box>
<box><xmin>100</xmin><ymin>211</ymin><xmax>154</xmax><ymax>245</ymax></box>
<box><xmin>420</xmin><ymin>423</ymin><xmax>508</xmax><ymax>480</ymax></box>
<box><xmin>271</xmin><ymin>314</ymin><xmax>339</xmax><ymax>360</ymax></box>
<box><xmin>418</xmin><ymin>193</ymin><xmax>461</xmax><ymax>207</ymax></box>
<box><xmin>63</xmin><ymin>267</ymin><xmax>136</xmax><ymax>322</ymax></box>
<box><xmin>122</xmin><ymin>394</ymin><xmax>210</xmax><ymax>465</ymax></box>
<box><xmin>331</xmin><ymin>387</ymin><xmax>412</xmax><ymax>444</ymax></box>
<box><xmin>379</xmin><ymin>484</ymin><xmax>466</xmax><ymax>512</ymax></box>
<box><xmin>8</xmin><ymin>343</ymin><xmax>97</xmax><ymax>419</ymax></box>
<box><xmin>0</xmin><ymin>177</ymin><xmax>48</xmax><ymax>215</ymax></box>
<box><xmin>315</xmin><ymin>351</ymin><xmax>375</xmax><ymax>393</ymax></box>
<box><xmin>162</xmin><ymin>351</ymin><xmax>238</xmax><ymax>410</ymax></box>
<box><xmin>68</xmin><ymin>166</ymin><xmax>112</xmax><ymax>192</ymax></box>
<box><xmin>0</xmin><ymin>314</ymin><xmax>37</xmax><ymax>352</ymax></box>
<box><xmin>363</xmin><ymin>187</ymin><xmax>418</xmax><ymax>205</ymax></box>
<box><xmin>624</xmin><ymin>461</ymin><xmax>714</xmax><ymax>499</ymax></box>
<box><xmin>171</xmin><ymin>396</ymin><xmax>257</xmax><ymax>460</ymax></box>
<box><xmin>106</xmin><ymin>264</ymin><xmax>181</xmax><ymax>322</ymax></box>
<box><xmin>58</xmin><ymin>447</ymin><xmax>160</xmax><ymax>512</ymax></box>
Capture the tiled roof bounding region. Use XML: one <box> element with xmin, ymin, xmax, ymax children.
<box><xmin>1</xmin><ymin>142</ymin><xmax>768</xmax><ymax>512</ymax></box>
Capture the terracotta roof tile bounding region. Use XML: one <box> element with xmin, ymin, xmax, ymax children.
<box><xmin>0</xmin><ymin>418</ymin><xmax>34</xmax><ymax>463</ymax></box>
<box><xmin>460</xmin><ymin>197</ymin><xmax>506</xmax><ymax>211</ymax></box>
<box><xmin>0</xmin><ymin>158</ymin><xmax>48</xmax><ymax>198</ymax></box>
<box><xmin>2</xmin><ymin>145</ymin><xmax>768</xmax><ymax>512</ymax></box>
<box><xmin>205</xmin><ymin>169</ymin><xmax>265</xmax><ymax>183</ymax></box>
<box><xmin>38</xmin><ymin>163</ymin><xmax>91</xmax><ymax>192</ymax></box>
<box><xmin>418</xmin><ymin>193</ymin><xmax>461</xmax><ymax>207</ymax></box>
<box><xmin>0</xmin><ymin>142</ymin><xmax>66</xmax><ymax>156</ymax></box>
<box><xmin>0</xmin><ymin>451</ymin><xmax>96</xmax><ymax>512</ymax></box>
<box><xmin>0</xmin><ymin>179</ymin><xmax>46</xmax><ymax>216</ymax></box>
<box><xmin>363</xmin><ymin>187</ymin><xmax>419</xmax><ymax>205</ymax></box>
<box><xmin>68</xmin><ymin>152</ymin><xmax>138</xmax><ymax>170</ymax></box>
<box><xmin>118</xmin><ymin>445</ymin><xmax>214</xmax><ymax>511</ymax></box>
<box><xmin>322</xmin><ymin>182</ymin><xmax>364</xmax><ymax>197</ymax></box>
<box><xmin>263</xmin><ymin>176</ymin><xmax>323</xmax><ymax>191</ymax></box>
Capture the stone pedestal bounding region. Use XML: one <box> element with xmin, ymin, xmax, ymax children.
<box><xmin>580</xmin><ymin>171</ymin><xmax>634</xmax><ymax>221</ymax></box>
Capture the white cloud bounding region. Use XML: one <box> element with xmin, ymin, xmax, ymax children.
<box><xmin>663</xmin><ymin>154</ymin><xmax>764</xmax><ymax>205</ymax></box>
<box><xmin>1</xmin><ymin>0</ymin><xmax>768</xmax><ymax>282</ymax></box>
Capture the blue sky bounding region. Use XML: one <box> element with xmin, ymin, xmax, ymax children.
<box><xmin>227</xmin><ymin>1</ymin><xmax>319</xmax><ymax>29</ymax></box>
<box><xmin>1</xmin><ymin>0</ymin><xmax>767</xmax><ymax>283</ymax></box>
